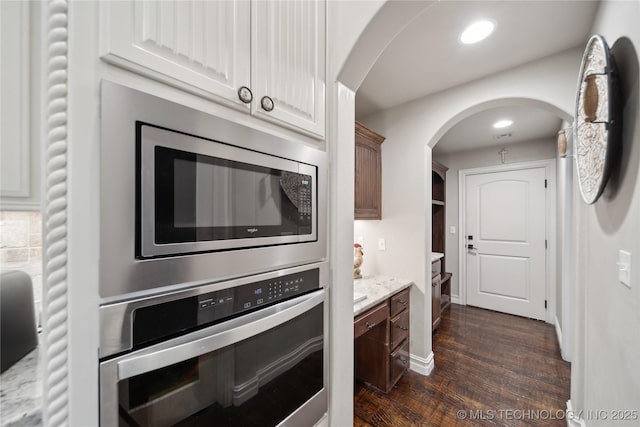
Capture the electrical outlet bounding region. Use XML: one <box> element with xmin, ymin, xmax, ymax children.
<box><xmin>450</xmin><ymin>226</ymin><xmax>456</xmax><ymax>234</ymax></box>
<box><xmin>378</xmin><ymin>238</ymin><xmax>386</xmax><ymax>251</ymax></box>
<box><xmin>618</xmin><ymin>250</ymin><xmax>631</xmax><ymax>288</ymax></box>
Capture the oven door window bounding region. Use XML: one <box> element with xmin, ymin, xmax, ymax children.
<box><xmin>154</xmin><ymin>146</ymin><xmax>313</xmax><ymax>244</ymax></box>
<box><xmin>116</xmin><ymin>304</ymin><xmax>323</xmax><ymax>427</ymax></box>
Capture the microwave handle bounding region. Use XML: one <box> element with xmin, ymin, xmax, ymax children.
<box><xmin>117</xmin><ymin>289</ymin><xmax>325</xmax><ymax>380</ymax></box>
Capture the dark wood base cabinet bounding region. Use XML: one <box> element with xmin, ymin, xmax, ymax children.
<box><xmin>432</xmin><ymin>274</ymin><xmax>441</xmax><ymax>330</ymax></box>
<box><xmin>355</xmin><ymin>289</ymin><xmax>410</xmax><ymax>393</ymax></box>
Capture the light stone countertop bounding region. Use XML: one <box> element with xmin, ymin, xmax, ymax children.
<box><xmin>0</xmin><ymin>343</ymin><xmax>42</xmax><ymax>426</ymax></box>
<box><xmin>431</xmin><ymin>252</ymin><xmax>444</xmax><ymax>262</ymax></box>
<box><xmin>353</xmin><ymin>275</ymin><xmax>413</xmax><ymax>317</ymax></box>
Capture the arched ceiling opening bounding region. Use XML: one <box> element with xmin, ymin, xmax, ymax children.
<box><xmin>432</xmin><ymin>99</ymin><xmax>572</xmax><ymax>155</ymax></box>
<box><xmin>355</xmin><ymin>1</ymin><xmax>599</xmax><ymax>119</ymax></box>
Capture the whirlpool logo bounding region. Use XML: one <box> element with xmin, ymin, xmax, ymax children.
<box><xmin>247</xmin><ymin>228</ymin><xmax>259</xmax><ymax>234</ymax></box>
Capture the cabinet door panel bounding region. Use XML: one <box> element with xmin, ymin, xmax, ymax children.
<box><xmin>100</xmin><ymin>0</ymin><xmax>250</xmax><ymax>109</ymax></box>
<box><xmin>432</xmin><ymin>276</ymin><xmax>441</xmax><ymax>330</ymax></box>
<box><xmin>1</xmin><ymin>1</ymin><xmax>40</xmax><ymax>209</ymax></box>
<box><xmin>252</xmin><ymin>0</ymin><xmax>325</xmax><ymax>137</ymax></box>
<box><xmin>354</xmin><ymin>138</ymin><xmax>381</xmax><ymax>219</ymax></box>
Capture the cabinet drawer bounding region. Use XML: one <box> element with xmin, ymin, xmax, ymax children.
<box><xmin>389</xmin><ymin>339</ymin><xmax>409</xmax><ymax>387</ymax></box>
<box><xmin>431</xmin><ymin>259</ymin><xmax>441</xmax><ymax>277</ymax></box>
<box><xmin>390</xmin><ymin>289</ymin><xmax>410</xmax><ymax>318</ymax></box>
<box><xmin>354</xmin><ymin>302</ymin><xmax>388</xmax><ymax>340</ymax></box>
<box><xmin>390</xmin><ymin>309</ymin><xmax>409</xmax><ymax>350</ymax></box>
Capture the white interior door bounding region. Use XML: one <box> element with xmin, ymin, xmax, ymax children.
<box><xmin>465</xmin><ymin>167</ymin><xmax>547</xmax><ymax>320</ymax></box>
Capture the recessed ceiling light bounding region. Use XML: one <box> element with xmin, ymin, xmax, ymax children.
<box><xmin>460</xmin><ymin>20</ymin><xmax>495</xmax><ymax>44</ymax></box>
<box><xmin>493</xmin><ymin>119</ymin><xmax>513</xmax><ymax>129</ymax></box>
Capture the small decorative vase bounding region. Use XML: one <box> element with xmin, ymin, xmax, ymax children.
<box><xmin>354</xmin><ymin>243</ymin><xmax>364</xmax><ymax>279</ymax></box>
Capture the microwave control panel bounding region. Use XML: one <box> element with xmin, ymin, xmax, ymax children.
<box><xmin>196</xmin><ymin>268</ymin><xmax>319</xmax><ymax>324</ymax></box>
<box><xmin>299</xmin><ymin>176</ymin><xmax>312</xmax><ymax>224</ymax></box>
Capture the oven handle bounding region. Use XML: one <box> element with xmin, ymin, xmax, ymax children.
<box><xmin>117</xmin><ymin>289</ymin><xmax>325</xmax><ymax>380</ymax></box>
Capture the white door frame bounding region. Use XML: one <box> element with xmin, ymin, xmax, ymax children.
<box><xmin>458</xmin><ymin>159</ymin><xmax>557</xmax><ymax>324</ymax></box>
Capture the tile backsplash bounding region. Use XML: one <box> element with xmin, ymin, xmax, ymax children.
<box><xmin>0</xmin><ymin>211</ymin><xmax>43</xmax><ymax>327</ymax></box>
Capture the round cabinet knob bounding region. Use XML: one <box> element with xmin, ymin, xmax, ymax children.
<box><xmin>260</xmin><ymin>96</ymin><xmax>274</xmax><ymax>112</ymax></box>
<box><xmin>237</xmin><ymin>86</ymin><xmax>253</xmax><ymax>104</ymax></box>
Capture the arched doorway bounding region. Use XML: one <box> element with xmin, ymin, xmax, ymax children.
<box><xmin>329</xmin><ymin>4</ymin><xmax>578</xmax><ymax>424</ymax></box>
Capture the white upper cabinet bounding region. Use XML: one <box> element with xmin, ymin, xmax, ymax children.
<box><xmin>251</xmin><ymin>0</ymin><xmax>325</xmax><ymax>138</ymax></box>
<box><xmin>1</xmin><ymin>1</ymin><xmax>41</xmax><ymax>210</ymax></box>
<box><xmin>100</xmin><ymin>1</ymin><xmax>251</xmax><ymax>111</ymax></box>
<box><xmin>100</xmin><ymin>0</ymin><xmax>325</xmax><ymax>139</ymax></box>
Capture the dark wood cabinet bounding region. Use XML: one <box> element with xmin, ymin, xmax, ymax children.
<box><xmin>432</xmin><ymin>273</ymin><xmax>441</xmax><ymax>330</ymax></box>
<box><xmin>355</xmin><ymin>288</ymin><xmax>410</xmax><ymax>392</ymax></box>
<box><xmin>432</xmin><ymin>161</ymin><xmax>452</xmax><ymax>332</ymax></box>
<box><xmin>355</xmin><ymin>122</ymin><xmax>385</xmax><ymax>220</ymax></box>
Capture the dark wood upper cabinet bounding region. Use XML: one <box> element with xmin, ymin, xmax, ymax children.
<box><xmin>355</xmin><ymin>122</ymin><xmax>385</xmax><ymax>220</ymax></box>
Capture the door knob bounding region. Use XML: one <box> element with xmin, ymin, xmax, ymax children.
<box><xmin>467</xmin><ymin>244</ymin><xmax>476</xmax><ymax>250</ymax></box>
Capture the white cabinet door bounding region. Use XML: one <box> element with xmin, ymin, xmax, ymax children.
<box><xmin>100</xmin><ymin>0</ymin><xmax>251</xmax><ymax>110</ymax></box>
<box><xmin>251</xmin><ymin>0</ymin><xmax>326</xmax><ymax>138</ymax></box>
<box><xmin>1</xmin><ymin>1</ymin><xmax>40</xmax><ymax>210</ymax></box>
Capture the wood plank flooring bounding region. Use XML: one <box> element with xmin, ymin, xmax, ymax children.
<box><xmin>354</xmin><ymin>304</ymin><xmax>571</xmax><ymax>426</ymax></box>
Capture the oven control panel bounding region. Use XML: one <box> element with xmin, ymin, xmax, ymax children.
<box><xmin>196</xmin><ymin>268</ymin><xmax>319</xmax><ymax>324</ymax></box>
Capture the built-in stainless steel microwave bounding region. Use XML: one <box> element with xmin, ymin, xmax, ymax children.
<box><xmin>139</xmin><ymin>124</ymin><xmax>317</xmax><ymax>258</ymax></box>
<box><xmin>100</xmin><ymin>82</ymin><xmax>327</xmax><ymax>302</ymax></box>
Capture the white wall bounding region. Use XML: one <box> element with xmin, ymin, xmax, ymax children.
<box><xmin>569</xmin><ymin>0</ymin><xmax>640</xmax><ymax>422</ymax></box>
<box><xmin>557</xmin><ymin>120</ymin><xmax>574</xmax><ymax>361</ymax></box>
<box><xmin>432</xmin><ymin>138</ymin><xmax>557</xmax><ymax>298</ymax></box>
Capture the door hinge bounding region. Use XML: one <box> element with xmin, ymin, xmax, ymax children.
<box><xmin>544</xmin><ymin>179</ymin><xmax>548</xmax><ymax>188</ymax></box>
<box><xmin>545</xmin><ymin>239</ymin><xmax>548</xmax><ymax>249</ymax></box>
<box><xmin>545</xmin><ymin>300</ymin><xmax>548</xmax><ymax>309</ymax></box>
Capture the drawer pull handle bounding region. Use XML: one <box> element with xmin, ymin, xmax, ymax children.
<box><xmin>398</xmin><ymin>300</ymin><xmax>408</xmax><ymax>306</ymax></box>
<box><xmin>365</xmin><ymin>321</ymin><xmax>376</xmax><ymax>329</ymax></box>
<box><xmin>399</xmin><ymin>357</ymin><xmax>408</xmax><ymax>365</ymax></box>
<box><xmin>397</xmin><ymin>325</ymin><xmax>408</xmax><ymax>331</ymax></box>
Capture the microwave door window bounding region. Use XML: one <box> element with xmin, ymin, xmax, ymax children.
<box><xmin>228</xmin><ymin>166</ymin><xmax>283</xmax><ymax>228</ymax></box>
<box><xmin>155</xmin><ymin>147</ymin><xmax>302</xmax><ymax>245</ymax></box>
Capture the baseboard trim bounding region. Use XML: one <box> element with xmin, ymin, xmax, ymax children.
<box><xmin>451</xmin><ymin>295</ymin><xmax>461</xmax><ymax>305</ymax></box>
<box><xmin>566</xmin><ymin>400</ymin><xmax>587</xmax><ymax>427</ymax></box>
<box><xmin>409</xmin><ymin>351</ymin><xmax>434</xmax><ymax>376</ymax></box>
<box><xmin>555</xmin><ymin>315</ymin><xmax>563</xmax><ymax>353</ymax></box>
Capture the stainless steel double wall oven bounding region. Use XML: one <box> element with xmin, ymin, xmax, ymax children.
<box><xmin>99</xmin><ymin>82</ymin><xmax>328</xmax><ymax>426</ymax></box>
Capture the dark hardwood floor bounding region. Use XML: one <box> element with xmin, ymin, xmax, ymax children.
<box><xmin>354</xmin><ymin>304</ymin><xmax>571</xmax><ymax>426</ymax></box>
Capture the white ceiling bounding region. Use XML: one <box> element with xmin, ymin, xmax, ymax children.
<box><xmin>356</xmin><ymin>0</ymin><xmax>598</xmax><ymax>152</ymax></box>
<box><xmin>355</xmin><ymin>0</ymin><xmax>599</xmax><ymax>120</ymax></box>
<box><xmin>433</xmin><ymin>105</ymin><xmax>563</xmax><ymax>154</ymax></box>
